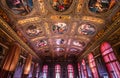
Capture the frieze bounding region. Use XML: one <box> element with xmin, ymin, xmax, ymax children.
<box><xmin>18</xmin><ymin>17</ymin><xmax>41</xmax><ymax>24</ymax></box>
<box><xmin>82</xmin><ymin>16</ymin><xmax>104</xmax><ymax>24</ymax></box>
<box><xmin>50</xmin><ymin>15</ymin><xmax>71</xmax><ymax>20</ymax></box>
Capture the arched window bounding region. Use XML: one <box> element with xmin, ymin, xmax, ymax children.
<box><xmin>81</xmin><ymin>59</ymin><xmax>88</xmax><ymax>78</ymax></box>
<box><xmin>88</xmin><ymin>53</ymin><xmax>99</xmax><ymax>78</ymax></box>
<box><xmin>43</xmin><ymin>65</ymin><xmax>48</xmax><ymax>78</ymax></box>
<box><xmin>67</xmin><ymin>64</ymin><xmax>74</xmax><ymax>78</ymax></box>
<box><xmin>78</xmin><ymin>63</ymin><xmax>81</xmax><ymax>78</ymax></box>
<box><xmin>55</xmin><ymin>64</ymin><xmax>61</xmax><ymax>78</ymax></box>
<box><xmin>100</xmin><ymin>42</ymin><xmax>120</xmax><ymax>78</ymax></box>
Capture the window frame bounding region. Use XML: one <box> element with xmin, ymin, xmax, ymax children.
<box><xmin>67</xmin><ymin>64</ymin><xmax>74</xmax><ymax>78</ymax></box>
<box><xmin>55</xmin><ymin>64</ymin><xmax>61</xmax><ymax>78</ymax></box>
<box><xmin>42</xmin><ymin>65</ymin><xmax>48</xmax><ymax>78</ymax></box>
<box><xmin>100</xmin><ymin>42</ymin><xmax>120</xmax><ymax>78</ymax></box>
<box><xmin>88</xmin><ymin>53</ymin><xmax>99</xmax><ymax>78</ymax></box>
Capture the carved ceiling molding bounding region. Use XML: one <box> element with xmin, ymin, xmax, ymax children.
<box><xmin>0</xmin><ymin>28</ymin><xmax>13</xmax><ymax>46</ymax></box>
<box><xmin>17</xmin><ymin>17</ymin><xmax>41</xmax><ymax>25</ymax></box>
<box><xmin>17</xmin><ymin>15</ymin><xmax>104</xmax><ymax>25</ymax></box>
<box><xmin>50</xmin><ymin>15</ymin><xmax>71</xmax><ymax>20</ymax></box>
<box><xmin>0</xmin><ymin>17</ymin><xmax>40</xmax><ymax>60</ymax></box>
<box><xmin>112</xmin><ymin>9</ymin><xmax>120</xmax><ymax>22</ymax></box>
<box><xmin>0</xmin><ymin>7</ymin><xmax>10</xmax><ymax>23</ymax></box>
<box><xmin>108</xmin><ymin>28</ymin><xmax>120</xmax><ymax>46</ymax></box>
<box><xmin>78</xmin><ymin>16</ymin><xmax>120</xmax><ymax>60</ymax></box>
<box><xmin>81</xmin><ymin>16</ymin><xmax>104</xmax><ymax>24</ymax></box>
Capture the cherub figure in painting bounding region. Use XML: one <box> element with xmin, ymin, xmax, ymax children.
<box><xmin>89</xmin><ymin>0</ymin><xmax>116</xmax><ymax>13</ymax></box>
<box><xmin>51</xmin><ymin>0</ymin><xmax>72</xmax><ymax>12</ymax></box>
<box><xmin>6</xmin><ymin>0</ymin><xmax>33</xmax><ymax>15</ymax></box>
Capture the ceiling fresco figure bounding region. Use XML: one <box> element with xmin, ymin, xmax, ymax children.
<box><xmin>89</xmin><ymin>0</ymin><xmax>116</xmax><ymax>13</ymax></box>
<box><xmin>70</xmin><ymin>48</ymin><xmax>78</xmax><ymax>52</ymax></box>
<box><xmin>52</xmin><ymin>23</ymin><xmax>67</xmax><ymax>34</ymax></box>
<box><xmin>6</xmin><ymin>0</ymin><xmax>33</xmax><ymax>15</ymax></box>
<box><xmin>73</xmin><ymin>40</ymin><xmax>85</xmax><ymax>47</ymax></box>
<box><xmin>51</xmin><ymin>0</ymin><xmax>73</xmax><ymax>12</ymax></box>
<box><xmin>35</xmin><ymin>39</ymin><xmax>47</xmax><ymax>48</ymax></box>
<box><xmin>78</xmin><ymin>23</ymin><xmax>96</xmax><ymax>35</ymax></box>
<box><xmin>26</xmin><ymin>25</ymin><xmax>43</xmax><ymax>37</ymax></box>
<box><xmin>55</xmin><ymin>47</ymin><xmax>65</xmax><ymax>52</ymax></box>
<box><xmin>56</xmin><ymin>39</ymin><xmax>65</xmax><ymax>45</ymax></box>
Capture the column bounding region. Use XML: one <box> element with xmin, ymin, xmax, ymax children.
<box><xmin>0</xmin><ymin>43</ymin><xmax>21</xmax><ymax>78</ymax></box>
<box><xmin>22</xmin><ymin>54</ymin><xmax>32</xmax><ymax>78</ymax></box>
<box><xmin>32</xmin><ymin>63</ymin><xmax>39</xmax><ymax>78</ymax></box>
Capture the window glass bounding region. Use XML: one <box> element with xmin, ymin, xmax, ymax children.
<box><xmin>81</xmin><ymin>59</ymin><xmax>88</xmax><ymax>78</ymax></box>
<box><xmin>78</xmin><ymin>63</ymin><xmax>81</xmax><ymax>78</ymax></box>
<box><xmin>43</xmin><ymin>65</ymin><xmax>48</xmax><ymax>78</ymax></box>
<box><xmin>67</xmin><ymin>64</ymin><xmax>74</xmax><ymax>78</ymax></box>
<box><xmin>100</xmin><ymin>42</ymin><xmax>120</xmax><ymax>78</ymax></box>
<box><xmin>88</xmin><ymin>53</ymin><xmax>99</xmax><ymax>78</ymax></box>
<box><xmin>55</xmin><ymin>64</ymin><xmax>61</xmax><ymax>78</ymax></box>
<box><xmin>95</xmin><ymin>56</ymin><xmax>109</xmax><ymax>78</ymax></box>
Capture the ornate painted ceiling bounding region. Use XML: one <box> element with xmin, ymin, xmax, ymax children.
<box><xmin>0</xmin><ymin>0</ymin><xmax>120</xmax><ymax>60</ymax></box>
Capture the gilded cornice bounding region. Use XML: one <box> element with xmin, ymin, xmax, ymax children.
<box><xmin>0</xmin><ymin>17</ymin><xmax>40</xmax><ymax>60</ymax></box>
<box><xmin>78</xmin><ymin>16</ymin><xmax>120</xmax><ymax>60</ymax></box>
<box><xmin>0</xmin><ymin>7</ymin><xmax>10</xmax><ymax>23</ymax></box>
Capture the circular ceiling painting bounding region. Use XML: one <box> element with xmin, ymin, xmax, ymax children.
<box><xmin>50</xmin><ymin>0</ymin><xmax>73</xmax><ymax>12</ymax></box>
<box><xmin>73</xmin><ymin>40</ymin><xmax>85</xmax><ymax>47</ymax></box>
<box><xmin>52</xmin><ymin>22</ymin><xmax>67</xmax><ymax>34</ymax></box>
<box><xmin>55</xmin><ymin>39</ymin><xmax>65</xmax><ymax>45</ymax></box>
<box><xmin>35</xmin><ymin>39</ymin><xmax>47</xmax><ymax>48</ymax></box>
<box><xmin>78</xmin><ymin>23</ymin><xmax>96</xmax><ymax>35</ymax></box>
<box><xmin>54</xmin><ymin>47</ymin><xmax>65</xmax><ymax>52</ymax></box>
<box><xmin>70</xmin><ymin>48</ymin><xmax>79</xmax><ymax>52</ymax></box>
<box><xmin>89</xmin><ymin>0</ymin><xmax>116</xmax><ymax>13</ymax></box>
<box><xmin>26</xmin><ymin>25</ymin><xmax>43</xmax><ymax>37</ymax></box>
<box><xmin>6</xmin><ymin>0</ymin><xmax>33</xmax><ymax>15</ymax></box>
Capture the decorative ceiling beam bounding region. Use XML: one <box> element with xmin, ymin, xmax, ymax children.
<box><xmin>0</xmin><ymin>17</ymin><xmax>40</xmax><ymax>60</ymax></box>
<box><xmin>78</xmin><ymin>17</ymin><xmax>120</xmax><ymax>60</ymax></box>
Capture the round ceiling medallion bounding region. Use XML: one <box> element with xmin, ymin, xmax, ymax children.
<box><xmin>88</xmin><ymin>0</ymin><xmax>116</xmax><ymax>13</ymax></box>
<box><xmin>35</xmin><ymin>39</ymin><xmax>47</xmax><ymax>48</ymax></box>
<box><xmin>73</xmin><ymin>40</ymin><xmax>85</xmax><ymax>47</ymax></box>
<box><xmin>70</xmin><ymin>48</ymin><xmax>79</xmax><ymax>52</ymax></box>
<box><xmin>54</xmin><ymin>47</ymin><xmax>65</xmax><ymax>52</ymax></box>
<box><xmin>26</xmin><ymin>25</ymin><xmax>43</xmax><ymax>37</ymax></box>
<box><xmin>50</xmin><ymin>0</ymin><xmax>73</xmax><ymax>12</ymax></box>
<box><xmin>55</xmin><ymin>39</ymin><xmax>65</xmax><ymax>45</ymax></box>
<box><xmin>6</xmin><ymin>0</ymin><xmax>33</xmax><ymax>15</ymax></box>
<box><xmin>52</xmin><ymin>22</ymin><xmax>67</xmax><ymax>34</ymax></box>
<box><xmin>78</xmin><ymin>23</ymin><xmax>96</xmax><ymax>35</ymax></box>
